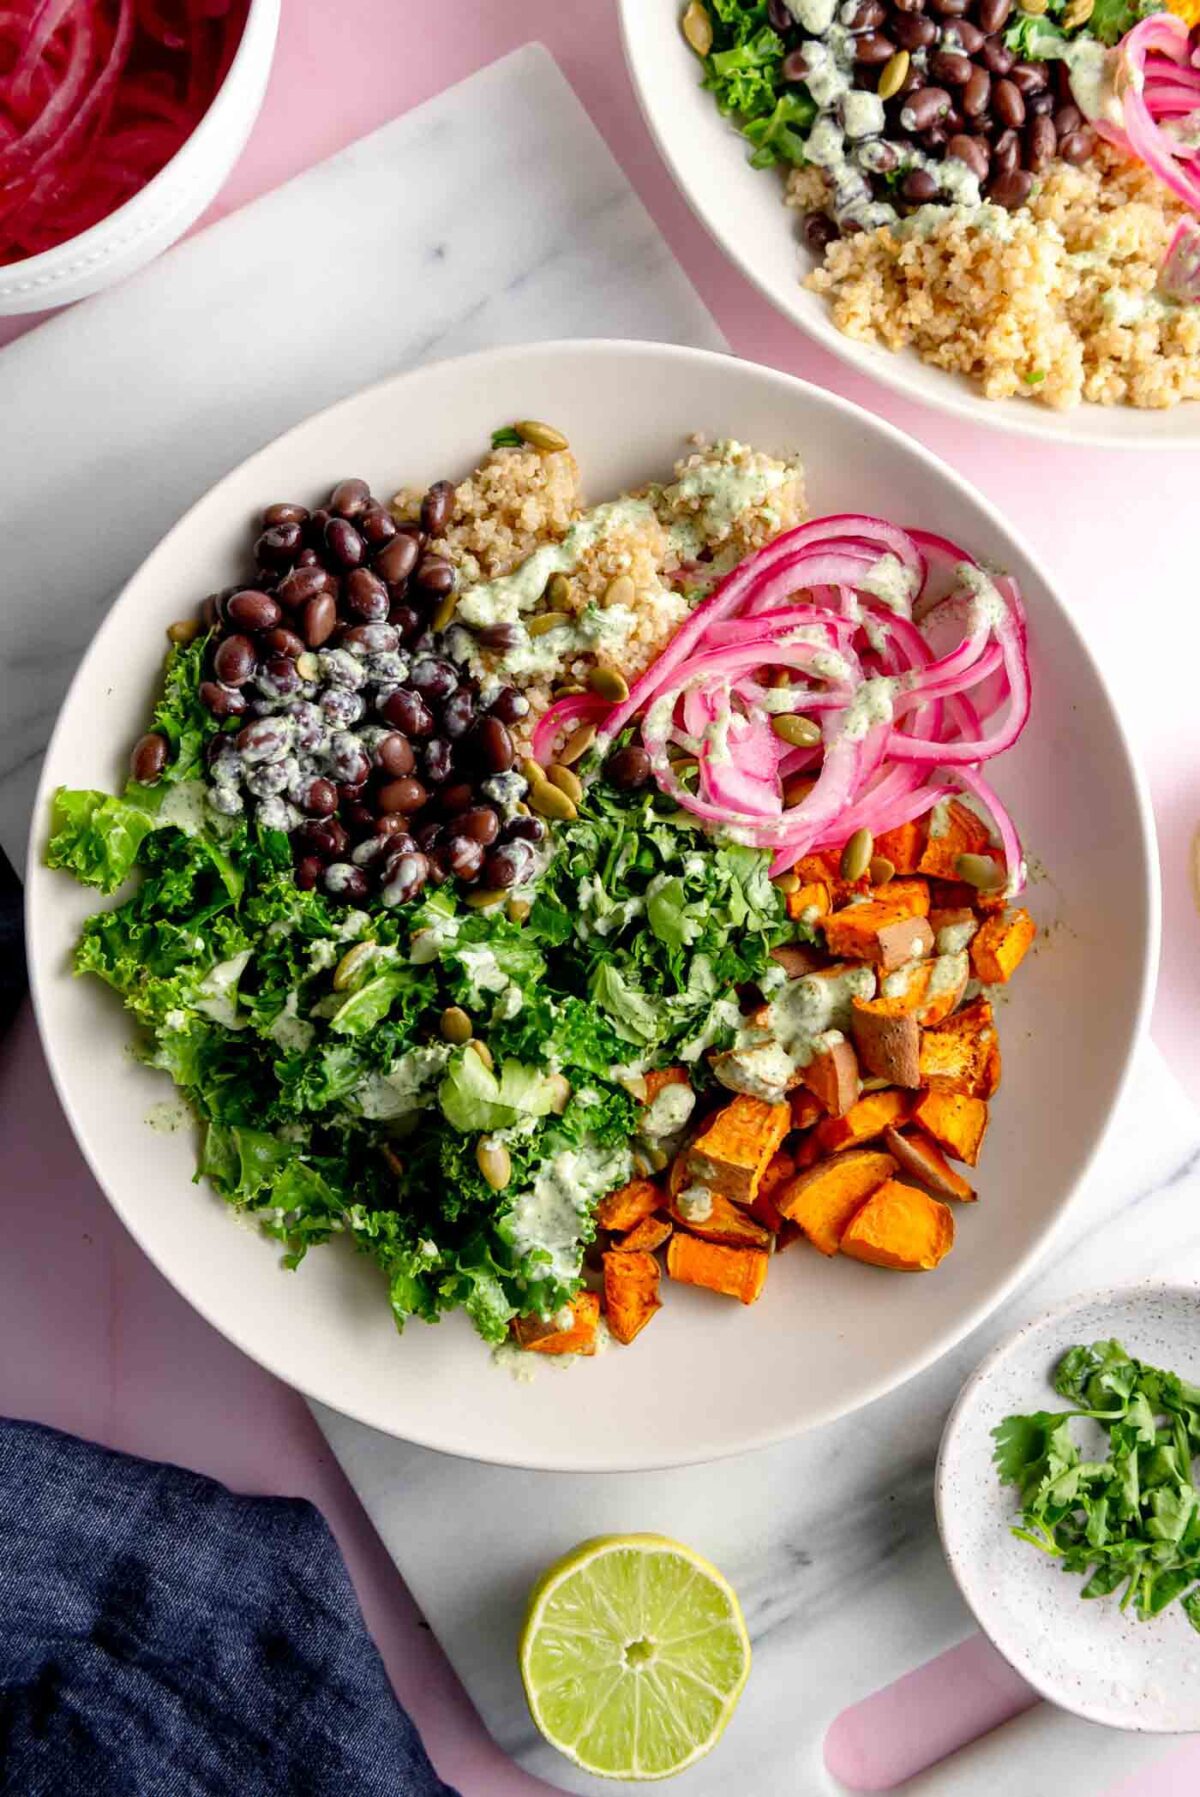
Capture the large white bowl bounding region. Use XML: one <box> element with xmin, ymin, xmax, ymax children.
<box><xmin>26</xmin><ymin>341</ymin><xmax>1158</xmax><ymax>1471</ymax></box>
<box><xmin>618</xmin><ymin>0</ymin><xmax>1200</xmax><ymax>449</ymax></box>
<box><xmin>0</xmin><ymin>0</ymin><xmax>279</xmax><ymax>316</ymax></box>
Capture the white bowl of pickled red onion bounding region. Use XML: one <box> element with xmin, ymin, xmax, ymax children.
<box><xmin>0</xmin><ymin>0</ymin><xmax>279</xmax><ymax>315</ymax></box>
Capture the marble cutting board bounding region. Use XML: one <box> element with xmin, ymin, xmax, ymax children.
<box><xmin>1</xmin><ymin>39</ymin><xmax>1194</xmax><ymax>1797</ymax></box>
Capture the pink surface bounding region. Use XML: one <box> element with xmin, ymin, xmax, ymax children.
<box><xmin>2</xmin><ymin>4</ymin><xmax>1199</xmax><ymax>1793</ymax></box>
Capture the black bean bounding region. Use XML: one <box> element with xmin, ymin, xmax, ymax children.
<box><xmin>484</xmin><ymin>841</ymin><xmax>533</xmax><ymax>890</ymax></box>
<box><xmin>1054</xmin><ymin>59</ymin><xmax>1075</xmax><ymax>103</ymax></box>
<box><xmin>892</xmin><ymin>12</ymin><xmax>937</xmax><ymax>47</ymax></box>
<box><xmin>505</xmin><ymin>815</ymin><xmax>546</xmax><ymax>845</ymax></box>
<box><xmin>947</xmin><ymin>133</ymin><xmax>989</xmax><ymax>180</ymax></box>
<box><xmin>476</xmin><ymin>622</ymin><xmax>524</xmax><ymax>652</ymax></box>
<box><xmin>212</xmin><ymin>634</ymin><xmax>255</xmax><ymax>686</ymax></box>
<box><xmin>980</xmin><ymin>34</ymin><xmax>1014</xmax><ymax>73</ymax></box>
<box><xmin>1011</xmin><ymin>60</ymin><xmax>1048</xmax><ymax>94</ymax></box>
<box><xmin>299</xmin><ymin>816</ymin><xmax>349</xmax><ymax>859</ymax></box>
<box><xmin>374</xmin><ymin>732</ymin><xmax>413</xmax><ymax>777</ymax></box>
<box><xmin>1054</xmin><ymin>102</ymin><xmax>1083</xmax><ymax>136</ymax></box>
<box><xmin>374</xmin><ymin>533</ymin><xmax>420</xmax><ymax>586</ymax></box>
<box><xmin>993</xmin><ymin>77</ymin><xmax>1025</xmax><ymax>127</ymax></box>
<box><xmin>931</xmin><ymin>0</ymin><xmax>968</xmax><ymax>15</ymax></box>
<box><xmin>438</xmin><ymin>783</ymin><xmax>475</xmax><ymax>816</ymax></box>
<box><xmin>846</xmin><ymin>0</ymin><xmax>886</xmax><ymax>25</ymax></box>
<box><xmin>340</xmin><ymin>567</ymin><xmax>387</xmax><ymax>623</ymax></box>
<box><xmin>262</xmin><ymin>501</ymin><xmax>309</xmax><ymax>528</ymax></box>
<box><xmin>422</xmin><ymin>738</ymin><xmax>455</xmax><ymax>785</ymax></box>
<box><xmin>606</xmin><ymin>745</ymin><xmax>652</xmax><ymax>790</ymax></box>
<box><xmin>277</xmin><ymin>566</ymin><xmax>337</xmax><ymax>612</ymax></box>
<box><xmin>265</xmin><ymin>656</ymin><xmax>303</xmax><ymax>696</ymax></box>
<box><xmin>802</xmin><ymin>210</ymin><xmax>840</xmax><ymax>255</ymax></box>
<box><xmin>987</xmin><ymin>167</ymin><xmax>1033</xmax><ymax>207</ymax></box>
<box><xmin>420</xmin><ymin>480</ymin><xmax>456</xmax><ymax>537</ymax></box>
<box><xmin>1027</xmin><ymin>90</ymin><xmax>1055</xmax><ymax>117</ymax></box>
<box><xmin>977</xmin><ymin>0</ymin><xmax>1011</xmax><ymax>30</ymax></box>
<box><xmin>330</xmin><ymin>478</ymin><xmax>371</xmax><ymax>520</ymax></box>
<box><xmin>296</xmin><ymin>776</ymin><xmax>335</xmax><ymax>817</ymax></box>
<box><xmin>471</xmin><ymin>715</ymin><xmax>515</xmax><ymax>773</ymax></box>
<box><xmin>410</xmin><ymin>657</ymin><xmax>459</xmax><ymax>702</ymax></box>
<box><xmin>295</xmin><ymin>548</ymin><xmax>321</xmax><ymax>569</ymax></box>
<box><xmin>919</xmin><ymin>122</ymin><xmax>950</xmax><ymax>151</ymax></box>
<box><xmin>378</xmin><ymin>821</ymin><xmax>417</xmax><ymax>849</ymax></box>
<box><xmin>415</xmin><ymin>820</ymin><xmax>444</xmax><ymax>852</ymax></box>
<box><xmin>359</xmin><ymin>504</ymin><xmax>397</xmax><ymax>549</ymax></box>
<box><xmin>945</xmin><ymin>18</ymin><xmax>984</xmax><ymax>50</ymax></box>
<box><xmin>326</xmin><ymin>518</ymin><xmax>366</xmax><ymax>569</ymax></box>
<box><xmin>302</xmin><ymin>592</ymin><xmax>337</xmax><ymax>647</ymax></box>
<box><xmin>344</xmin><ymin>802</ymin><xmax>377</xmax><ymax>837</ymax></box>
<box><xmin>853</xmin><ymin>30</ymin><xmax>897</xmax><ymax>61</ymax></box>
<box><xmin>441</xmin><ymin>689</ymin><xmax>476</xmax><ymax>741</ymax></box>
<box><xmin>992</xmin><ymin>126</ymin><xmax>1020</xmax><ymax>175</ymax></box>
<box><xmin>342</xmin><ymin>622</ymin><xmax>399</xmax><ymax>654</ymax></box>
<box><xmin>378</xmin><ymin>776</ymin><xmax>427</xmax><ymax>814</ymax></box>
<box><xmin>901</xmin><ymin>167</ymin><xmax>940</xmax><ymax>203</ymax></box>
<box><xmin>457</xmin><ymin>805</ymin><xmax>501</xmax><ymax>846</ymax></box>
<box><xmin>961</xmin><ymin>67</ymin><xmax>990</xmax><ymax>118</ymax></box>
<box><xmin>781</xmin><ymin>47</ymin><xmax>812</xmax><ymax>82</ymax></box>
<box><xmin>380</xmin><ymin>851</ymin><xmax>430</xmax><ymax>907</ymax></box>
<box><xmin>263</xmin><ymin>626</ymin><xmax>305</xmax><ymax>658</ymax></box>
<box><xmin>931</xmin><ymin>48</ymin><xmax>973</xmax><ymax>84</ymax></box>
<box><xmin>1059</xmin><ymin>125</ymin><xmax>1096</xmax><ymax>163</ymax></box>
<box><xmin>295</xmin><ymin>855</ymin><xmax>323</xmax><ymax>891</ymax></box>
<box><xmin>256</xmin><ymin>522</ymin><xmax>303</xmax><ymax>568</ymax></box>
<box><xmin>485</xmin><ymin>686</ymin><xmax>527</xmax><ymax>726</ymax></box>
<box><xmin>130</xmin><ymin>732</ymin><xmax>168</xmax><ymax>784</ymax></box>
<box><xmin>443</xmin><ymin>834</ymin><xmax>485</xmax><ymax>881</ymax></box>
<box><xmin>902</xmin><ymin>85</ymin><xmax>952</xmax><ymax>129</ymax></box>
<box><xmin>892</xmin><ymin>0</ymin><xmax>926</xmax><ymax>13</ymax></box>
<box><xmin>413</xmin><ymin>554</ymin><xmax>455</xmax><ymax>597</ymax></box>
<box><xmin>767</xmin><ymin>0</ymin><xmax>793</xmax><ymax>28</ymax></box>
<box><xmin>381</xmin><ymin>689</ymin><xmax>434</xmax><ymax>736</ymax></box>
<box><xmin>226</xmin><ymin>589</ymin><xmax>281</xmax><ymax>632</ymax></box>
<box><xmin>388</xmin><ymin>602</ymin><xmax>423</xmax><ymax>641</ymax></box>
<box><xmin>324</xmin><ymin>864</ymin><xmax>370</xmax><ymax>903</ymax></box>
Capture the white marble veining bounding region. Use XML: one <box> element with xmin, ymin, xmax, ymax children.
<box><xmin>3</xmin><ymin>41</ymin><xmax>1195</xmax><ymax>1797</ymax></box>
<box><xmin>0</xmin><ymin>43</ymin><xmax>721</xmax><ymax>864</ymax></box>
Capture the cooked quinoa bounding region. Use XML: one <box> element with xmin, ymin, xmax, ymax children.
<box><xmin>395</xmin><ymin>437</ymin><xmax>807</xmax><ymax>737</ymax></box>
<box><xmin>791</xmin><ymin>148</ymin><xmax>1200</xmax><ymax>410</ymax></box>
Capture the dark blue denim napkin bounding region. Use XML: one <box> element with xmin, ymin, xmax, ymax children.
<box><xmin>0</xmin><ymin>1418</ymin><xmax>458</xmax><ymax>1796</ymax></box>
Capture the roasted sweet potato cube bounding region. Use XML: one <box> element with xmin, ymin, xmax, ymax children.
<box><xmin>928</xmin><ymin>906</ymin><xmax>978</xmax><ymax>953</ymax></box>
<box><xmin>686</xmin><ymin>1094</ymin><xmax>792</xmax><ymax>1203</ymax></box>
<box><xmin>513</xmin><ymin>1290</ymin><xmax>601</xmax><ymax>1355</ymax></box>
<box><xmin>839</xmin><ymin>1179</ymin><xmax>955</xmax><ymax>1271</ymax></box>
<box><xmin>667</xmin><ymin>1187</ymin><xmax>772</xmax><ymax>1249</ymax></box>
<box><xmin>883</xmin><ymin>1125</ymin><xmax>976</xmax><ymax>1202</ymax></box>
<box><xmin>919</xmin><ymin>997</ymin><xmax>1001</xmax><ymax>1098</ymax></box>
<box><xmin>823</xmin><ymin>893</ymin><xmax>934</xmax><ymax>971</ymax></box>
<box><xmin>777</xmin><ymin>1146</ymin><xmax>897</xmax><ymax>1255</ymax></box>
<box><xmin>666</xmin><ymin>1234</ymin><xmax>769</xmax><ymax>1305</ymax></box>
<box><xmin>594</xmin><ymin>1178</ymin><xmax>661</xmax><ymax>1233</ymax></box>
<box><xmin>879</xmin><ymin>951</ymin><xmax>969</xmax><ymax>1027</ymax></box>
<box><xmin>850</xmin><ymin>998</ymin><xmax>922</xmax><ymax>1088</ymax></box>
<box><xmin>748</xmin><ymin>1149</ymin><xmax>796</xmax><ymax>1232</ymax></box>
<box><xmin>786</xmin><ymin>882</ymin><xmax>832</xmax><ymax>925</ymax></box>
<box><xmin>971</xmin><ymin>908</ymin><xmax>1036</xmax><ymax>985</ymax></box>
<box><xmin>790</xmin><ymin>1089</ymin><xmax>824</xmax><ymax>1131</ymax></box>
<box><xmin>816</xmin><ymin>1087</ymin><xmax>911</xmax><ymax>1153</ymax></box>
<box><xmin>603</xmin><ymin>1251</ymin><xmax>662</xmax><ymax>1345</ymax></box>
<box><xmin>793</xmin><ymin>1132</ymin><xmax>822</xmax><ymax>1171</ymax></box>
<box><xmin>913</xmin><ymin>1089</ymin><xmax>989</xmax><ymax>1167</ymax></box>
<box><xmin>917</xmin><ymin>800</ymin><xmax>993</xmax><ymax>881</ymax></box>
<box><xmin>771</xmin><ymin>941</ymin><xmax>826</xmax><ymax>978</ymax></box>
<box><xmin>801</xmin><ymin>1037</ymin><xmax>860</xmax><ymax>1118</ymax></box>
<box><xmin>644</xmin><ymin>1066</ymin><xmax>690</xmax><ymax>1102</ymax></box>
<box><xmin>873</xmin><ymin>820</ymin><xmax>926</xmax><ymax>876</ymax></box>
<box><xmin>616</xmin><ymin>1215</ymin><xmax>673</xmax><ymax>1253</ymax></box>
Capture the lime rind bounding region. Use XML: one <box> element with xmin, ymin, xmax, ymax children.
<box><xmin>520</xmin><ymin>1533</ymin><xmax>751</xmax><ymax>1781</ymax></box>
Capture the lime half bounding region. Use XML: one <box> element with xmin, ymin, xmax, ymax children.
<box><xmin>519</xmin><ymin>1533</ymin><xmax>751</xmax><ymax>1781</ymax></box>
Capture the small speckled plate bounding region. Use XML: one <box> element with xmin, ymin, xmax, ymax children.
<box><xmin>936</xmin><ymin>1283</ymin><xmax>1200</xmax><ymax>1732</ymax></box>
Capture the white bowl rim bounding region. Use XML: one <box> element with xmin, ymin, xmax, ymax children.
<box><xmin>0</xmin><ymin>0</ymin><xmax>278</xmax><ymax>296</ymax></box>
<box><xmin>616</xmin><ymin>0</ymin><xmax>1200</xmax><ymax>451</ymax></box>
<box><xmin>25</xmin><ymin>338</ymin><xmax>1162</xmax><ymax>1469</ymax></box>
<box><xmin>935</xmin><ymin>1279</ymin><xmax>1200</xmax><ymax>1730</ymax></box>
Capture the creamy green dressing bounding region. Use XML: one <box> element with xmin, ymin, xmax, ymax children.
<box><xmin>717</xmin><ymin>965</ymin><xmax>876</xmax><ymax>1100</ymax></box>
<box><xmin>195</xmin><ymin>951</ymin><xmax>251</xmax><ymax>1028</ymax></box>
<box><xmin>1058</xmin><ymin>37</ymin><xmax>1124</xmax><ymax>131</ymax></box>
<box><xmin>505</xmin><ymin>1139</ymin><xmax>635</xmax><ymax>1283</ymax></box>
<box><xmin>859</xmin><ymin>555</ymin><xmax>918</xmax><ymax>614</ymax></box>
<box><xmin>935</xmin><ymin>917</ymin><xmax>977</xmax><ymax>955</ymax></box>
<box><xmin>354</xmin><ymin>1045</ymin><xmax>452</xmax><ymax>1120</ymax></box>
<box><xmin>641</xmin><ymin>1083</ymin><xmax>696</xmax><ymax>1138</ymax></box>
<box><xmin>840</xmin><ymin>675</ymin><xmax>896</xmax><ymax>742</ymax></box>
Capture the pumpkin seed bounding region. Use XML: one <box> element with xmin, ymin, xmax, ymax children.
<box><xmin>476</xmin><ymin>1136</ymin><xmax>512</xmax><ymax>1191</ymax></box>
<box><xmin>547</xmin><ymin>763</ymin><xmax>584</xmax><ymax>805</ymax></box>
<box><xmin>506</xmin><ymin>895</ymin><xmax>532</xmax><ymax>924</ymax></box>
<box><xmin>546</xmin><ymin>1073</ymin><xmax>572</xmax><ymax>1115</ymax></box>
<box><xmin>682</xmin><ymin>0</ymin><xmax>713</xmax><ymax>56</ymax></box>
<box><xmin>468</xmin><ymin>1039</ymin><xmax>494</xmax><ymax>1072</ymax></box>
<box><xmin>515</xmin><ymin>419</ymin><xmax>569</xmax><ymax>453</ymax></box>
<box><xmin>783</xmin><ymin>776</ymin><xmax>815</xmax><ymax>809</ymax></box>
<box><xmin>167</xmin><ymin>617</ymin><xmax>202</xmax><ymax>645</ymax></box>
<box><xmin>380</xmin><ymin>1144</ymin><xmax>405</xmax><ymax>1179</ymax></box>
<box><xmin>772</xmin><ymin>870</ymin><xmax>800</xmax><ymax>895</ymax></box>
<box><xmin>602</xmin><ymin>573</ymin><xmax>636</xmax><ymax>610</ymax></box>
<box><xmin>877</xmin><ymin>49</ymin><xmax>910</xmax><ymax>99</ymax></box>
<box><xmin>559</xmin><ymin>721</ymin><xmax>597</xmax><ymax>766</ymax></box>
<box><xmin>1061</xmin><ymin>0</ymin><xmax>1092</xmax><ymax>25</ymax></box>
<box><xmin>529</xmin><ymin>779</ymin><xmax>578</xmax><ymax>822</ymax></box>
<box><xmin>641</xmin><ymin>1143</ymin><xmax>671</xmax><ymax>1174</ymax></box>
<box><xmin>955</xmin><ymin>851</ymin><xmax>1005</xmax><ymax>891</ymax></box>
<box><xmin>431</xmin><ymin>590</ymin><xmax>458</xmax><ymax>632</ymax></box>
<box><xmin>440</xmin><ymin>1005</ymin><xmax>473</xmax><ymax>1045</ymax></box>
<box><xmin>840</xmin><ymin>828</ymin><xmax>874</xmax><ymax>883</ymax></box>
<box><xmin>528</xmin><ymin>610</ymin><xmax>569</xmax><ymax>638</ymax></box>
<box><xmin>296</xmin><ymin>651</ymin><xmax>320</xmax><ymax>681</ymax></box>
<box><xmin>332</xmin><ymin>941</ymin><xmax>375</xmax><ymax>991</ymax></box>
<box><xmin>554</xmin><ymin>681</ymin><xmax>587</xmax><ymax>698</ymax></box>
<box><xmin>544</xmin><ymin>570</ymin><xmax>571</xmax><ymax>607</ymax></box>
<box><xmin>589</xmin><ymin>665</ymin><xmax>629</xmax><ymax>703</ymax></box>
<box><xmin>771</xmin><ymin>713</ymin><xmax>822</xmax><ymax>749</ymax></box>
<box><xmin>869</xmin><ymin>855</ymin><xmax>896</xmax><ymax>887</ymax></box>
<box><xmin>465</xmin><ymin>887</ymin><xmax>506</xmax><ymax>910</ymax></box>
<box><xmin>619</xmin><ymin>1074</ymin><xmax>649</xmax><ymax>1103</ymax></box>
<box><xmin>770</xmin><ymin>668</ymin><xmax>791</xmax><ymax>689</ymax></box>
<box><xmin>522</xmin><ymin>756</ymin><xmax>547</xmax><ymax>786</ymax></box>
<box><xmin>1019</xmin><ymin>0</ymin><xmax>1047</xmax><ymax>14</ymax></box>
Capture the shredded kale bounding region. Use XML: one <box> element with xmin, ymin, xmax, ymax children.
<box><xmin>699</xmin><ymin>0</ymin><xmax>817</xmax><ymax>168</ymax></box>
